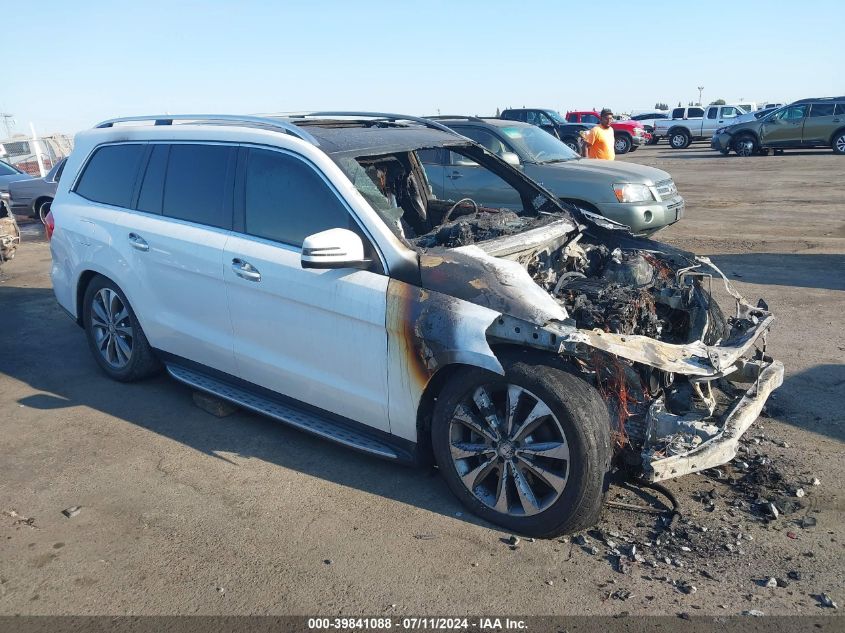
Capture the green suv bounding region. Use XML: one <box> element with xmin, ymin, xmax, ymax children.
<box><xmin>711</xmin><ymin>97</ymin><xmax>845</xmax><ymax>156</ymax></box>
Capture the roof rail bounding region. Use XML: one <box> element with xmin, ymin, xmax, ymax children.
<box><xmin>293</xmin><ymin>111</ymin><xmax>459</xmax><ymax>136</ymax></box>
<box><xmin>93</xmin><ymin>114</ymin><xmax>320</xmax><ymax>146</ymax></box>
<box><xmin>425</xmin><ymin>115</ymin><xmax>487</xmax><ymax>122</ymax></box>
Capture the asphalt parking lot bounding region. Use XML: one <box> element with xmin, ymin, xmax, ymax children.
<box><xmin>1</xmin><ymin>143</ymin><xmax>843</xmax><ymax>616</ymax></box>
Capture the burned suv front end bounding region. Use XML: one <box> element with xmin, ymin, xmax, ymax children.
<box><xmin>473</xmin><ymin>221</ymin><xmax>783</xmax><ymax>482</ymax></box>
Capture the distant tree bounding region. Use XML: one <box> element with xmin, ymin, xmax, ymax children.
<box><xmin>495</xmin><ymin>107</ymin><xmax>500</xmax><ymax>117</ymax></box>
<box><xmin>678</xmin><ymin>101</ymin><xmax>683</xmax><ymax>107</ymax></box>
<box><xmin>654</xmin><ymin>102</ymin><xmax>668</xmax><ymax>110</ymax></box>
<box><xmin>710</xmin><ymin>98</ymin><xmax>726</xmax><ymax>105</ymax></box>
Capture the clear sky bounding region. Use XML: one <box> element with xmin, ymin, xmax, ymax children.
<box><xmin>4</xmin><ymin>0</ymin><xmax>843</xmax><ymax>137</ymax></box>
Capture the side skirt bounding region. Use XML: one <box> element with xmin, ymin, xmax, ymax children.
<box><xmin>161</xmin><ymin>357</ymin><xmax>419</xmax><ymax>465</ymax></box>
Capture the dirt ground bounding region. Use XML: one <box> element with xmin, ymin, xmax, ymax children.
<box><xmin>0</xmin><ymin>143</ymin><xmax>843</xmax><ymax>617</ymax></box>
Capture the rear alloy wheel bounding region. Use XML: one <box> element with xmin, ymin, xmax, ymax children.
<box><xmin>734</xmin><ymin>135</ymin><xmax>758</xmax><ymax>157</ymax></box>
<box><xmin>83</xmin><ymin>276</ymin><xmax>160</xmax><ymax>381</ymax></box>
<box><xmin>833</xmin><ymin>131</ymin><xmax>845</xmax><ymax>155</ymax></box>
<box><xmin>431</xmin><ymin>355</ymin><xmax>610</xmax><ymax>537</ymax></box>
<box><xmin>614</xmin><ymin>134</ymin><xmax>632</xmax><ymax>154</ymax></box>
<box><xmin>670</xmin><ymin>130</ymin><xmax>690</xmax><ymax>149</ymax></box>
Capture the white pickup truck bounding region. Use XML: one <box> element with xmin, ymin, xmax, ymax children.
<box><xmin>654</xmin><ymin>105</ymin><xmax>748</xmax><ymax>148</ymax></box>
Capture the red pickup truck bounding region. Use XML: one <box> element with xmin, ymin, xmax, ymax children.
<box><xmin>565</xmin><ymin>111</ymin><xmax>647</xmax><ymax>154</ymax></box>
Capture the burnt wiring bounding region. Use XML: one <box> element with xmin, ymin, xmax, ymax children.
<box><xmin>606</xmin><ymin>477</ymin><xmax>681</xmax><ymax>526</ymax></box>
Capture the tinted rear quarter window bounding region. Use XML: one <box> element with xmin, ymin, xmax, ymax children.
<box><xmin>244</xmin><ymin>148</ymin><xmax>351</xmax><ymax>247</ymax></box>
<box><xmin>75</xmin><ymin>144</ymin><xmax>146</xmax><ymax>208</ymax></box>
<box><xmin>671</xmin><ymin>108</ymin><xmax>685</xmax><ymax>118</ymax></box>
<box><xmin>835</xmin><ymin>103</ymin><xmax>845</xmax><ymax>116</ymax></box>
<box><xmin>163</xmin><ymin>144</ymin><xmax>233</xmax><ymax>228</ymax></box>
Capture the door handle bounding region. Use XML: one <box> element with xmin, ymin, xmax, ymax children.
<box><xmin>448</xmin><ymin>171</ymin><xmax>463</xmax><ymax>180</ymax></box>
<box><xmin>231</xmin><ymin>258</ymin><xmax>261</xmax><ymax>282</ymax></box>
<box><xmin>128</xmin><ymin>233</ymin><xmax>149</xmax><ymax>252</ymax></box>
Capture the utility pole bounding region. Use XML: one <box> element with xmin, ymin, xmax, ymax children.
<box><xmin>697</xmin><ymin>86</ymin><xmax>704</xmax><ymax>106</ymax></box>
<box><xmin>0</xmin><ymin>113</ymin><xmax>14</xmax><ymax>139</ymax></box>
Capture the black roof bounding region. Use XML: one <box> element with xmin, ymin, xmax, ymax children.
<box><xmin>288</xmin><ymin>119</ymin><xmax>466</xmax><ymax>156</ymax></box>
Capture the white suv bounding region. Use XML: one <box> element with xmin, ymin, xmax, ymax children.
<box><xmin>49</xmin><ymin>113</ymin><xmax>783</xmax><ymax>537</ymax></box>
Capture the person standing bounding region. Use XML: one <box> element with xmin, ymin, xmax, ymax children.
<box><xmin>580</xmin><ymin>108</ymin><xmax>616</xmax><ymax>160</ymax></box>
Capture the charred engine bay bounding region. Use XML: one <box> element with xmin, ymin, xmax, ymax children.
<box><xmin>412</xmin><ymin>207</ymin><xmax>716</xmax><ymax>346</ymax></box>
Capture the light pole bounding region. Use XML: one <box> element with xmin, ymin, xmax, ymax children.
<box><xmin>697</xmin><ymin>86</ymin><xmax>704</xmax><ymax>106</ymax></box>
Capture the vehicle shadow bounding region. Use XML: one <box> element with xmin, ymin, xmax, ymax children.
<box><xmin>765</xmin><ymin>363</ymin><xmax>845</xmax><ymax>443</ymax></box>
<box><xmin>0</xmin><ymin>285</ymin><xmax>485</xmax><ymax>532</ymax></box>
<box><xmin>708</xmin><ymin>253</ymin><xmax>845</xmax><ymax>291</ymax></box>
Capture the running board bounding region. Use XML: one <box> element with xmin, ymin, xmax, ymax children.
<box><xmin>165</xmin><ymin>364</ymin><xmax>401</xmax><ymax>460</ymax></box>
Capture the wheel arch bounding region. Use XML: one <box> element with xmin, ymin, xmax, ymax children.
<box><xmin>31</xmin><ymin>195</ymin><xmax>53</xmax><ymax>215</ymax></box>
<box><xmin>667</xmin><ymin>126</ymin><xmax>690</xmax><ymax>137</ymax></box>
<box><xmin>829</xmin><ymin>126</ymin><xmax>845</xmax><ymax>146</ymax></box>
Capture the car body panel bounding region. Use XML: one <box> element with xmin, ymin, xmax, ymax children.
<box><xmin>7</xmin><ymin>158</ymin><xmax>65</xmax><ymax>214</ymax></box>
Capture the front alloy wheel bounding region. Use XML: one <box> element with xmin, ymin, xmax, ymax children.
<box><xmin>431</xmin><ymin>357</ymin><xmax>610</xmax><ymax>537</ymax></box>
<box><xmin>614</xmin><ymin>135</ymin><xmax>632</xmax><ymax>154</ymax></box>
<box><xmin>448</xmin><ymin>384</ymin><xmax>569</xmax><ymax>516</ymax></box>
<box><xmin>734</xmin><ymin>136</ymin><xmax>757</xmax><ymax>157</ymax></box>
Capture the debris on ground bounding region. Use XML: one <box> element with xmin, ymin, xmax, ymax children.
<box><xmin>4</xmin><ymin>509</ymin><xmax>36</xmax><ymax>528</ymax></box>
<box><xmin>818</xmin><ymin>593</ymin><xmax>838</xmax><ymax>609</ymax></box>
<box><xmin>61</xmin><ymin>506</ymin><xmax>82</xmax><ymax>519</ymax></box>
<box><xmin>192</xmin><ymin>391</ymin><xmax>238</xmax><ymax>417</ymax></box>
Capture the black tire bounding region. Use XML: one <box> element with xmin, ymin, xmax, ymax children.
<box><xmin>614</xmin><ymin>134</ymin><xmax>632</xmax><ymax>154</ymax></box>
<box><xmin>562</xmin><ymin>137</ymin><xmax>579</xmax><ymax>153</ymax></box>
<box><xmin>35</xmin><ymin>198</ymin><xmax>52</xmax><ymax>222</ymax></box>
<box><xmin>832</xmin><ymin>131</ymin><xmax>845</xmax><ymax>155</ymax></box>
<box><xmin>669</xmin><ymin>129</ymin><xmax>690</xmax><ymax>149</ymax></box>
<box><xmin>82</xmin><ymin>275</ymin><xmax>161</xmax><ymax>382</ymax></box>
<box><xmin>733</xmin><ymin>134</ymin><xmax>758</xmax><ymax>157</ymax></box>
<box><xmin>628</xmin><ymin>145</ymin><xmax>638</xmax><ymax>152</ymax></box>
<box><xmin>719</xmin><ymin>148</ymin><xmax>730</xmax><ymax>155</ymax></box>
<box><xmin>431</xmin><ymin>353</ymin><xmax>611</xmax><ymax>538</ymax></box>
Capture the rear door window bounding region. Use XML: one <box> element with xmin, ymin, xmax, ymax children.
<box><xmin>74</xmin><ymin>144</ymin><xmax>146</xmax><ymax>208</ymax></box>
<box><xmin>243</xmin><ymin>148</ymin><xmax>352</xmax><ymax>247</ymax></box>
<box><xmin>136</xmin><ymin>144</ymin><xmax>170</xmax><ymax>215</ymax></box>
<box><xmin>452</xmin><ymin>127</ymin><xmax>511</xmax><ymax>156</ymax></box>
<box><xmin>808</xmin><ymin>104</ymin><xmax>835</xmax><ymax>117</ymax></box>
<box><xmin>688</xmin><ymin>108</ymin><xmax>704</xmax><ymax>118</ymax></box>
<box><xmin>162</xmin><ymin>144</ymin><xmax>234</xmax><ymax>228</ymax></box>
<box><xmin>582</xmin><ymin>114</ymin><xmax>600</xmax><ymax>124</ymax></box>
<box><xmin>706</xmin><ymin>108</ymin><xmax>718</xmax><ymax>119</ymax></box>
<box><xmin>835</xmin><ymin>103</ymin><xmax>845</xmax><ymax>116</ymax></box>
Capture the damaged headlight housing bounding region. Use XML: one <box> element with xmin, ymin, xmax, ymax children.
<box><xmin>612</xmin><ymin>183</ymin><xmax>654</xmax><ymax>203</ymax></box>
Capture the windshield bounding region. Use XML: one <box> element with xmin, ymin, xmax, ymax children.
<box><xmin>500</xmin><ymin>125</ymin><xmax>579</xmax><ymax>163</ymax></box>
<box><xmin>0</xmin><ymin>161</ymin><xmax>21</xmax><ymax>176</ymax></box>
<box><xmin>546</xmin><ymin>110</ymin><xmax>566</xmax><ymax>124</ymax></box>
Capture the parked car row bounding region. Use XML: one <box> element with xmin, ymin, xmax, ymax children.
<box><xmin>498</xmin><ymin>108</ymin><xmax>649</xmax><ymax>155</ymax></box>
<box><xmin>41</xmin><ymin>111</ymin><xmax>782</xmax><ymax>537</ymax></box>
